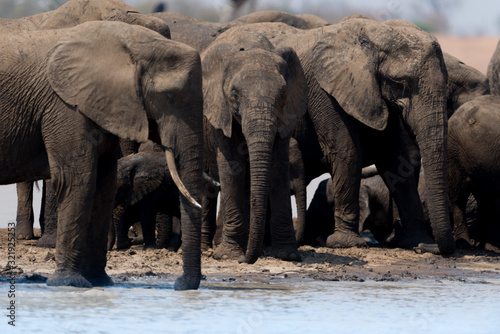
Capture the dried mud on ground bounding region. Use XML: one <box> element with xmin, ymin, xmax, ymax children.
<box><xmin>1</xmin><ymin>229</ymin><xmax>500</xmax><ymax>286</ymax></box>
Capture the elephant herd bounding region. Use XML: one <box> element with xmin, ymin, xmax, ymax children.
<box><xmin>2</xmin><ymin>0</ymin><xmax>500</xmax><ymax>291</ymax></box>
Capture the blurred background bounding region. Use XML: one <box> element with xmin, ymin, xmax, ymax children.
<box><xmin>1</xmin><ymin>0</ymin><xmax>499</xmax><ymax>228</ymax></box>
<box><xmin>1</xmin><ymin>0</ymin><xmax>500</xmax><ymax>35</ymax></box>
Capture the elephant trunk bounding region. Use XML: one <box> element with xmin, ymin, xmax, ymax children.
<box><xmin>240</xmin><ymin>117</ymin><xmax>276</xmax><ymax>264</ymax></box>
<box><xmin>159</xmin><ymin>105</ymin><xmax>203</xmax><ymax>290</ymax></box>
<box><xmin>412</xmin><ymin>92</ymin><xmax>455</xmax><ymax>255</ymax></box>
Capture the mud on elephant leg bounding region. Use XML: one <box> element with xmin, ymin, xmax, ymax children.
<box><xmin>37</xmin><ymin>180</ymin><xmax>58</xmax><ymax>248</ymax></box>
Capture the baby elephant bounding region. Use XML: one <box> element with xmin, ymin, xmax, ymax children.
<box><xmin>448</xmin><ymin>94</ymin><xmax>500</xmax><ymax>250</ymax></box>
<box><xmin>109</xmin><ymin>143</ymin><xmax>181</xmax><ymax>251</ymax></box>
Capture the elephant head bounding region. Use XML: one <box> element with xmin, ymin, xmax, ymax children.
<box><xmin>307</xmin><ymin>17</ymin><xmax>455</xmax><ymax>254</ymax></box>
<box><xmin>38</xmin><ymin>0</ymin><xmax>170</xmax><ymax>38</ymax></box>
<box><xmin>202</xmin><ymin>30</ymin><xmax>307</xmax><ymax>263</ymax></box>
<box><xmin>444</xmin><ymin>52</ymin><xmax>489</xmax><ymax>118</ymax></box>
<box><xmin>47</xmin><ymin>21</ymin><xmax>203</xmax><ymax>289</ymax></box>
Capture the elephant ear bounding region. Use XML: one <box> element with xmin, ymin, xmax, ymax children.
<box><xmin>275</xmin><ymin>46</ymin><xmax>308</xmax><ymax>138</ymax></box>
<box><xmin>308</xmin><ymin>24</ymin><xmax>389</xmax><ymax>131</ymax></box>
<box><xmin>201</xmin><ymin>43</ymin><xmax>236</xmax><ymax>138</ymax></box>
<box><xmin>47</xmin><ymin>22</ymin><xmax>149</xmax><ymax>143</ymax></box>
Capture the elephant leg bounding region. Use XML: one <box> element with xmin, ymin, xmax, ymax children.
<box><xmin>156</xmin><ymin>213</ymin><xmax>172</xmax><ymax>249</ymax></box>
<box><xmin>37</xmin><ymin>180</ymin><xmax>58</xmax><ymax>248</ymax></box>
<box><xmin>80</xmin><ymin>146</ymin><xmax>118</xmax><ymax>287</ymax></box>
<box><xmin>116</xmin><ymin>207</ymin><xmax>137</xmax><ymax>250</ymax></box>
<box><xmin>201</xmin><ymin>182</ymin><xmax>219</xmax><ymax>251</ymax></box>
<box><xmin>213</xmin><ymin>144</ymin><xmax>248</xmax><ymax>260</ymax></box>
<box><xmin>15</xmin><ymin>181</ymin><xmax>34</xmax><ymax>240</ymax></box>
<box><xmin>139</xmin><ymin>197</ymin><xmax>159</xmax><ymax>249</ymax></box>
<box><xmin>46</xmin><ymin>165</ymin><xmax>96</xmax><ymax>288</ymax></box>
<box><xmin>449</xmin><ymin>182</ymin><xmax>473</xmax><ymax>249</ymax></box>
<box><xmin>475</xmin><ymin>193</ymin><xmax>499</xmax><ymax>249</ymax></box>
<box><xmin>269</xmin><ymin>136</ymin><xmax>301</xmax><ymax>261</ymax></box>
<box><xmin>131</xmin><ymin>222</ymin><xmax>144</xmax><ymax>245</ymax></box>
<box><xmin>323</xmin><ymin>118</ymin><xmax>366</xmax><ymax>248</ymax></box>
<box><xmin>376</xmin><ymin>136</ymin><xmax>434</xmax><ymax>250</ymax></box>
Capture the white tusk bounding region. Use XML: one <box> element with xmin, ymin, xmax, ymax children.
<box><xmin>165</xmin><ymin>150</ymin><xmax>202</xmax><ymax>209</ymax></box>
<box><xmin>203</xmin><ymin>172</ymin><xmax>220</xmax><ymax>188</ymax></box>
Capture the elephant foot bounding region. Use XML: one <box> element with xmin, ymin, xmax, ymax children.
<box><xmin>36</xmin><ymin>233</ymin><xmax>56</xmax><ymax>248</ymax></box>
<box><xmin>414</xmin><ymin>243</ymin><xmax>441</xmax><ymax>255</ymax></box>
<box><xmin>15</xmin><ymin>224</ymin><xmax>34</xmax><ymax>240</ymax></box>
<box><xmin>131</xmin><ymin>236</ymin><xmax>144</xmax><ymax>245</ymax></box>
<box><xmin>174</xmin><ymin>273</ymin><xmax>201</xmax><ymax>291</ymax></box>
<box><xmin>326</xmin><ymin>231</ymin><xmax>367</xmax><ymax>248</ymax></box>
<box><xmin>83</xmin><ymin>270</ymin><xmax>114</xmax><ymax>287</ymax></box>
<box><xmin>273</xmin><ymin>246</ymin><xmax>302</xmax><ymax>262</ymax></box>
<box><xmin>213</xmin><ymin>242</ymin><xmax>244</xmax><ymax>260</ymax></box>
<box><xmin>116</xmin><ymin>237</ymin><xmax>133</xmax><ymax>250</ymax></box>
<box><xmin>47</xmin><ymin>269</ymin><xmax>92</xmax><ymax>288</ymax></box>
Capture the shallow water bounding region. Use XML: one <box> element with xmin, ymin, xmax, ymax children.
<box><xmin>1</xmin><ymin>277</ymin><xmax>499</xmax><ymax>334</ymax></box>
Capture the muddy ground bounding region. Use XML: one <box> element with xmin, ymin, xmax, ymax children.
<box><xmin>1</xmin><ymin>228</ymin><xmax>499</xmax><ymax>286</ymax></box>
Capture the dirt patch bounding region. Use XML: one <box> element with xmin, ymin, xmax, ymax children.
<box><xmin>1</xmin><ymin>228</ymin><xmax>500</xmax><ymax>285</ymax></box>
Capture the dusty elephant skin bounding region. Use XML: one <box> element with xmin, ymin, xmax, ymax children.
<box><xmin>448</xmin><ymin>95</ymin><xmax>500</xmax><ymax>250</ymax></box>
<box><xmin>4</xmin><ymin>0</ymin><xmax>172</xmax><ymax>245</ymax></box>
<box><xmin>110</xmin><ymin>143</ymin><xmax>181</xmax><ymax>252</ymax></box>
<box><xmin>201</xmin><ymin>30</ymin><xmax>308</xmax><ymax>264</ymax></box>
<box><xmin>228</xmin><ymin>18</ymin><xmax>455</xmax><ymax>254</ymax></box>
<box><xmin>0</xmin><ymin>21</ymin><xmax>204</xmax><ymax>290</ymax></box>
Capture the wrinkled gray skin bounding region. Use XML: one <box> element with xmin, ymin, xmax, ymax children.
<box><xmin>487</xmin><ymin>39</ymin><xmax>500</xmax><ymax>96</ymax></box>
<box><xmin>109</xmin><ymin>142</ymin><xmax>181</xmax><ymax>252</ymax></box>
<box><xmin>0</xmin><ymin>21</ymin><xmax>203</xmax><ymax>290</ymax></box>
<box><xmin>201</xmin><ymin>30</ymin><xmax>308</xmax><ymax>264</ymax></box>
<box><xmin>298</xmin><ymin>51</ymin><xmax>489</xmax><ymax>249</ymax></box>
<box><xmin>230</xmin><ymin>17</ymin><xmax>454</xmax><ymax>254</ymax></box>
<box><xmin>7</xmin><ymin>0</ymin><xmax>171</xmax><ymax>244</ymax></box>
<box><xmin>448</xmin><ymin>95</ymin><xmax>500</xmax><ymax>250</ymax></box>
<box><xmin>151</xmin><ymin>10</ymin><xmax>329</xmax><ymax>53</ymax></box>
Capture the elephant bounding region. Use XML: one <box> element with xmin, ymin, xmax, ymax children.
<box><xmin>0</xmin><ymin>21</ymin><xmax>204</xmax><ymax>290</ymax></box>
<box><xmin>229</xmin><ymin>17</ymin><xmax>455</xmax><ymax>254</ymax></box>
<box><xmin>304</xmin><ymin>168</ymin><xmax>394</xmax><ymax>247</ymax></box>
<box><xmin>293</xmin><ymin>51</ymin><xmax>489</xmax><ymax>248</ymax></box>
<box><xmin>487</xmin><ymin>39</ymin><xmax>500</xmax><ymax>96</ymax></box>
<box><xmin>150</xmin><ymin>10</ymin><xmax>329</xmax><ymax>53</ymax></box>
<box><xmin>230</xmin><ymin>10</ymin><xmax>330</xmax><ymax>29</ymax></box>
<box><xmin>289</xmin><ymin>137</ymin><xmax>307</xmax><ymax>245</ymax></box>
<box><xmin>200</xmin><ymin>29</ymin><xmax>308</xmax><ymax>264</ymax></box>
<box><xmin>7</xmin><ymin>0</ymin><xmax>172</xmax><ymax>243</ymax></box>
<box><xmin>109</xmin><ymin>141</ymin><xmax>181</xmax><ymax>251</ymax></box>
<box><xmin>447</xmin><ymin>94</ymin><xmax>500</xmax><ymax>250</ymax></box>
<box><xmin>0</xmin><ymin>0</ymin><xmax>170</xmax><ymax>36</ymax></box>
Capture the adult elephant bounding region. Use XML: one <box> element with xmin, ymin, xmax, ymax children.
<box><xmin>6</xmin><ymin>0</ymin><xmax>171</xmax><ymax>243</ymax></box>
<box><xmin>150</xmin><ymin>10</ymin><xmax>329</xmax><ymax>53</ymax></box>
<box><xmin>201</xmin><ymin>30</ymin><xmax>307</xmax><ymax>263</ymax></box>
<box><xmin>231</xmin><ymin>17</ymin><xmax>455</xmax><ymax>254</ymax></box>
<box><xmin>293</xmin><ymin>51</ymin><xmax>489</xmax><ymax>248</ymax></box>
<box><xmin>0</xmin><ymin>21</ymin><xmax>203</xmax><ymax>290</ymax></box>
<box><xmin>0</xmin><ymin>0</ymin><xmax>169</xmax><ymax>35</ymax></box>
<box><xmin>448</xmin><ymin>95</ymin><xmax>500</xmax><ymax>250</ymax></box>
<box><xmin>487</xmin><ymin>39</ymin><xmax>500</xmax><ymax>95</ymax></box>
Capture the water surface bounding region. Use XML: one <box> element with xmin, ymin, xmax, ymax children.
<box><xmin>2</xmin><ymin>277</ymin><xmax>499</xmax><ymax>334</ymax></box>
